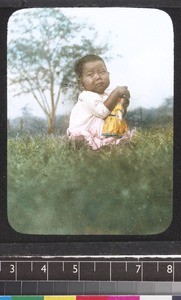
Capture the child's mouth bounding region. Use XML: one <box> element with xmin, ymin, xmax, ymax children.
<box><xmin>96</xmin><ymin>82</ymin><xmax>103</xmax><ymax>87</ymax></box>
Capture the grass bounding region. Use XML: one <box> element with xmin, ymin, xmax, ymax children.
<box><xmin>7</xmin><ymin>125</ymin><xmax>173</xmax><ymax>235</ymax></box>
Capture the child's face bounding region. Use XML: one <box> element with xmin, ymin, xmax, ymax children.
<box><xmin>80</xmin><ymin>60</ymin><xmax>110</xmax><ymax>94</ymax></box>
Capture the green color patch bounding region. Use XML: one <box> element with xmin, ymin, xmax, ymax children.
<box><xmin>12</xmin><ymin>296</ymin><xmax>44</xmax><ymax>300</ymax></box>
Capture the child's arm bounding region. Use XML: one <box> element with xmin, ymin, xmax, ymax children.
<box><xmin>104</xmin><ymin>86</ymin><xmax>130</xmax><ymax>112</ymax></box>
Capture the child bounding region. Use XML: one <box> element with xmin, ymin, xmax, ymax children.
<box><xmin>67</xmin><ymin>54</ymin><xmax>131</xmax><ymax>150</ymax></box>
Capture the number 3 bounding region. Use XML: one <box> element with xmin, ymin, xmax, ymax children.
<box><xmin>10</xmin><ymin>264</ymin><xmax>15</xmax><ymax>273</ymax></box>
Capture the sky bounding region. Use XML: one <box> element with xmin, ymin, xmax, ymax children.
<box><xmin>7</xmin><ymin>7</ymin><xmax>174</xmax><ymax>119</ymax></box>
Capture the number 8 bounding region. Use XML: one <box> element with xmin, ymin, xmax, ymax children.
<box><xmin>167</xmin><ymin>264</ymin><xmax>173</xmax><ymax>273</ymax></box>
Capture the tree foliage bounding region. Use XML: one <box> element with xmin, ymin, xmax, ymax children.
<box><xmin>8</xmin><ymin>8</ymin><xmax>109</xmax><ymax>133</ymax></box>
<box><xmin>126</xmin><ymin>96</ymin><xmax>173</xmax><ymax>128</ymax></box>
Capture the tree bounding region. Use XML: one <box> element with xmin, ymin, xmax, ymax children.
<box><xmin>157</xmin><ymin>96</ymin><xmax>173</xmax><ymax>124</ymax></box>
<box><xmin>8</xmin><ymin>8</ymin><xmax>109</xmax><ymax>134</ymax></box>
<box><xmin>126</xmin><ymin>96</ymin><xmax>173</xmax><ymax>128</ymax></box>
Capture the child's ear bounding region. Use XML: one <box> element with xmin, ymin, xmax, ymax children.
<box><xmin>78</xmin><ymin>79</ymin><xmax>84</xmax><ymax>91</ymax></box>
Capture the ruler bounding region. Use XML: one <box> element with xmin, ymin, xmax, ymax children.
<box><xmin>0</xmin><ymin>257</ymin><xmax>181</xmax><ymax>295</ymax></box>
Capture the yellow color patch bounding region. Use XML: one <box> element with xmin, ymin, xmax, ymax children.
<box><xmin>45</xmin><ymin>297</ymin><xmax>76</xmax><ymax>300</ymax></box>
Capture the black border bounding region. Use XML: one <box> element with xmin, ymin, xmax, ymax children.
<box><xmin>1</xmin><ymin>0</ymin><xmax>181</xmax><ymax>255</ymax></box>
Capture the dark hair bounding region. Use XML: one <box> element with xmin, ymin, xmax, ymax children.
<box><xmin>74</xmin><ymin>54</ymin><xmax>106</xmax><ymax>79</ymax></box>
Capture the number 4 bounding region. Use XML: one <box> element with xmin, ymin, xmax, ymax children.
<box><xmin>41</xmin><ymin>264</ymin><xmax>47</xmax><ymax>273</ymax></box>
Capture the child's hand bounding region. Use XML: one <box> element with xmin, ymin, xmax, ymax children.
<box><xmin>104</xmin><ymin>86</ymin><xmax>130</xmax><ymax>112</ymax></box>
<box><xmin>116</xmin><ymin>86</ymin><xmax>130</xmax><ymax>100</ymax></box>
<box><xmin>116</xmin><ymin>86</ymin><xmax>130</xmax><ymax>116</ymax></box>
<box><xmin>121</xmin><ymin>96</ymin><xmax>130</xmax><ymax>108</ymax></box>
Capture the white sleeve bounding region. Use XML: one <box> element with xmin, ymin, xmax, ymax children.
<box><xmin>79</xmin><ymin>91</ymin><xmax>110</xmax><ymax>119</ymax></box>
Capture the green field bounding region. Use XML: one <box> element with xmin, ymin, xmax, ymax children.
<box><xmin>7</xmin><ymin>126</ymin><xmax>173</xmax><ymax>235</ymax></box>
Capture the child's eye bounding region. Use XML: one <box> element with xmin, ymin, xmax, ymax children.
<box><xmin>87</xmin><ymin>73</ymin><xmax>94</xmax><ymax>77</ymax></box>
<box><xmin>99</xmin><ymin>71</ymin><xmax>106</xmax><ymax>75</ymax></box>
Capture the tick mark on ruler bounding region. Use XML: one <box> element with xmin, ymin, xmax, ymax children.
<box><xmin>62</xmin><ymin>262</ymin><xmax>65</xmax><ymax>272</ymax></box>
<box><xmin>94</xmin><ymin>262</ymin><xmax>96</xmax><ymax>272</ymax></box>
<box><xmin>31</xmin><ymin>262</ymin><xmax>33</xmax><ymax>272</ymax></box>
<box><xmin>125</xmin><ymin>262</ymin><xmax>128</xmax><ymax>272</ymax></box>
<box><xmin>157</xmin><ymin>262</ymin><xmax>159</xmax><ymax>272</ymax></box>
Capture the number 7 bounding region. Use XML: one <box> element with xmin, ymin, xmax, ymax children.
<box><xmin>136</xmin><ymin>264</ymin><xmax>141</xmax><ymax>273</ymax></box>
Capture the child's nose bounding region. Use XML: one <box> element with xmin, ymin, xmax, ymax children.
<box><xmin>95</xmin><ymin>72</ymin><xmax>101</xmax><ymax>79</ymax></box>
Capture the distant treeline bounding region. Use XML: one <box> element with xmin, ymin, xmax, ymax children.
<box><xmin>126</xmin><ymin>98</ymin><xmax>173</xmax><ymax>129</ymax></box>
<box><xmin>8</xmin><ymin>115</ymin><xmax>69</xmax><ymax>137</ymax></box>
<box><xmin>8</xmin><ymin>97</ymin><xmax>173</xmax><ymax>137</ymax></box>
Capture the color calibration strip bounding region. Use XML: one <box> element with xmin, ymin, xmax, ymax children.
<box><xmin>0</xmin><ymin>296</ymin><xmax>181</xmax><ymax>300</ymax></box>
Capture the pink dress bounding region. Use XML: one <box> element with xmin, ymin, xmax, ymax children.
<box><xmin>67</xmin><ymin>90</ymin><xmax>134</xmax><ymax>150</ymax></box>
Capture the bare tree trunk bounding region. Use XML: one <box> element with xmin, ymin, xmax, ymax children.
<box><xmin>47</xmin><ymin>73</ymin><xmax>56</xmax><ymax>135</ymax></box>
<box><xmin>19</xmin><ymin>119</ymin><xmax>25</xmax><ymax>131</ymax></box>
<box><xmin>48</xmin><ymin>113</ymin><xmax>55</xmax><ymax>135</ymax></box>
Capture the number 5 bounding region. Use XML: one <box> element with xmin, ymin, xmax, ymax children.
<box><xmin>73</xmin><ymin>264</ymin><xmax>78</xmax><ymax>273</ymax></box>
